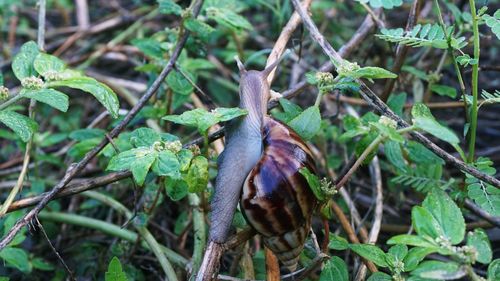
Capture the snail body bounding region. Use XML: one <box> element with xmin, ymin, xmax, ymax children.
<box><xmin>241</xmin><ymin>117</ymin><xmax>318</xmax><ymax>271</ymax></box>
<box><xmin>203</xmin><ymin>56</ymin><xmax>317</xmax><ymax>278</ymax></box>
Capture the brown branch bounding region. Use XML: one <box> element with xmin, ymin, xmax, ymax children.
<box><xmin>290</xmin><ymin>0</ymin><xmax>500</xmax><ymax>189</ymax></box>
<box><xmin>6</xmin><ymin>171</ymin><xmax>131</xmax><ymax>213</ymax></box>
<box><xmin>0</xmin><ymin>0</ymin><xmax>205</xmax><ymax>251</ymax></box>
<box><xmin>265</xmin><ymin>0</ymin><xmax>313</xmax><ymax>84</ymax></box>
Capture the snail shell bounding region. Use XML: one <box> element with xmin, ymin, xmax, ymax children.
<box><xmin>240</xmin><ymin>117</ymin><xmax>318</xmax><ymax>271</ymax></box>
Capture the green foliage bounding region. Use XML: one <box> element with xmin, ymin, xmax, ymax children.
<box><xmin>157</xmin><ymin>0</ymin><xmax>182</xmax><ymax>15</ymax></box>
<box><xmin>467</xmin><ymin>229</ymin><xmax>492</xmax><ymax>264</ymax></box>
<box><xmin>0</xmin><ymin>110</ymin><xmax>38</xmax><ymax>142</ymax></box>
<box><xmin>12</xmin><ymin>41</ymin><xmax>39</xmax><ymax>80</ymax></box>
<box><xmin>206</xmin><ymin>7</ymin><xmax>253</xmax><ymax>31</ymax></box>
<box><xmin>19</xmin><ymin>89</ymin><xmax>69</xmax><ymax>112</ymax></box>
<box><xmin>105</xmin><ymin>257</ymin><xmax>128</xmax><ymax>281</ymax></box>
<box><xmin>356</xmin><ymin>0</ymin><xmax>402</xmax><ymax>9</ymax></box>
<box><xmin>288</xmin><ymin>106</ymin><xmax>322</xmax><ymax>140</ymax></box>
<box><xmin>411</xmin><ymin>261</ymin><xmax>466</xmax><ymax>280</ymax></box>
<box><xmin>489</xmin><ymin>259</ymin><xmax>500</xmax><ymax>281</ymax></box>
<box><xmin>185</xmin><ymin>156</ymin><xmax>208</xmax><ymax>193</ymax></box>
<box><xmin>0</xmin><ymin>41</ymin><xmax>119</xmax><ymax>142</ymax></box>
<box><xmin>0</xmin><ymin>247</ymin><xmax>30</xmax><ymax>272</ymax></box>
<box><xmin>377</xmin><ymin>24</ymin><xmax>466</xmax><ymax>50</ymax></box>
<box><xmin>465</xmin><ymin>157</ymin><xmax>500</xmax><ymax>216</ymax></box>
<box><xmin>163</xmin><ymin>107</ymin><xmax>247</xmax><ymax>135</ymax></box>
<box><xmin>411</xmin><ymin>103</ymin><xmax>459</xmax><ymax>145</ymax></box>
<box><xmin>320</xmin><ymin>256</ymin><xmax>349</xmax><ymax>281</ymax></box>
<box><xmin>482</xmin><ymin>10</ymin><xmax>500</xmax><ymax>40</ymax></box>
<box><xmin>47</xmin><ymin>78</ymin><xmax>119</xmax><ymax>118</ymax></box>
<box><xmin>430</xmin><ymin>84</ymin><xmax>457</xmax><ymax>98</ymax></box>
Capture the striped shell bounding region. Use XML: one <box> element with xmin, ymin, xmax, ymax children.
<box><xmin>240</xmin><ymin>117</ymin><xmax>318</xmax><ymax>271</ymax></box>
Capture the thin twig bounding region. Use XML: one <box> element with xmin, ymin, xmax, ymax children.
<box><xmin>265</xmin><ymin>0</ymin><xmax>313</xmax><ymax>84</ymax></box>
<box><xmin>35</xmin><ymin>218</ymin><xmax>75</xmax><ymax>280</ymax></box>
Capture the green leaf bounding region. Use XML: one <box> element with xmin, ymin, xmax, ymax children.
<box><xmin>277</xmin><ymin>98</ymin><xmax>303</xmax><ymax>122</ymax></box>
<box><xmin>184</xmin><ymin>18</ymin><xmax>215</xmax><ymax>41</ymax></box>
<box><xmin>131</xmin><ymin>38</ymin><xmax>163</xmax><ymax>59</ymax></box>
<box><xmin>388</xmin><ymin>244</ymin><xmax>408</xmax><ymax>261</ymax></box>
<box><xmin>320</xmin><ymin>256</ymin><xmax>349</xmax><ymax>281</ymax></box>
<box><xmin>69</xmin><ymin>128</ymin><xmax>105</xmax><ymax>141</ymax></box>
<box><xmin>48</xmin><ymin>77</ymin><xmax>119</xmax><ymax>118</ymax></box>
<box><xmin>411</xmin><ymin>261</ymin><xmax>466</xmax><ymax>280</ymax></box>
<box><xmin>349</xmin><ymin>244</ymin><xmax>389</xmax><ymax>267</ymax></box>
<box><xmin>166</xmin><ymin>69</ymin><xmax>194</xmax><ymax>95</ymax></box>
<box><xmin>430</xmin><ymin>84</ymin><xmax>457</xmax><ymax>98</ymax></box>
<box><xmin>465</xmin><ymin>157</ymin><xmax>500</xmax><ymax>216</ymax></box>
<box><xmin>412</xmin><ymin>103</ymin><xmax>459</xmax><ymax>144</ymax></box>
<box><xmin>12</xmin><ymin>41</ymin><xmax>39</xmax><ymax>80</ymax></box>
<box><xmin>31</xmin><ymin>257</ymin><xmax>54</xmax><ymax>271</ymax></box>
<box><xmin>412</xmin><ymin>206</ymin><xmax>443</xmax><ymax>240</ymax></box>
<box><xmin>356</xmin><ymin>0</ymin><xmax>403</xmax><ymax>9</ymax></box>
<box><xmin>387</xmin><ymin>234</ymin><xmax>437</xmax><ymax>248</ymax></box>
<box><xmin>482</xmin><ymin>11</ymin><xmax>500</xmax><ymax>40</ymax></box>
<box><xmin>367</xmin><ymin>272</ymin><xmax>393</xmax><ymax>281</ymax></box>
<box><xmin>177</xmin><ymin>149</ymin><xmax>194</xmax><ymax>171</ymax></box>
<box><xmin>488</xmin><ymin>259</ymin><xmax>500</xmax><ymax>281</ymax></box>
<box><xmin>404</xmin><ymin>247</ymin><xmax>438</xmax><ymax>272</ymax></box>
<box><xmin>467</xmin><ymin>228</ymin><xmax>492</xmax><ymax>264</ymax></box>
<box><xmin>105</xmin><ymin>256</ymin><xmax>128</xmax><ymax>281</ymax></box>
<box><xmin>165</xmin><ymin>178</ymin><xmax>188</xmax><ymax>201</ymax></box>
<box><xmin>206</xmin><ymin>7</ymin><xmax>253</xmax><ymax>31</ymax></box>
<box><xmin>33</xmin><ymin>53</ymin><xmax>66</xmax><ymax>77</ymax></box>
<box><xmin>377</xmin><ymin>24</ymin><xmax>466</xmax><ymax>50</ymax></box>
<box><xmin>328</xmin><ymin>234</ymin><xmax>349</xmax><ymax>250</ymax></box>
<box><xmin>20</xmin><ymin>88</ymin><xmax>69</xmax><ymax>112</ymax></box>
<box><xmin>163</xmin><ymin>107</ymin><xmax>247</xmax><ymax>135</ymax></box>
<box><xmin>157</xmin><ymin>0</ymin><xmax>182</xmax><ymax>15</ymax></box>
<box><xmin>130</xmin><ymin>150</ymin><xmax>157</xmax><ymax>186</ymax></box>
<box><xmin>422</xmin><ymin>189</ymin><xmax>465</xmax><ymax>245</ymax></box>
<box><xmin>0</xmin><ymin>247</ymin><xmax>30</xmax><ymax>272</ymax></box>
<box><xmin>0</xmin><ymin>110</ymin><xmax>38</xmax><ymax>142</ymax></box>
<box><xmin>68</xmin><ymin>138</ymin><xmax>101</xmax><ymax>159</ymax></box>
<box><xmin>352</xmin><ymin>66</ymin><xmax>397</xmax><ymax>79</ymax></box>
<box><xmin>288</xmin><ymin>106</ymin><xmax>321</xmax><ymax>140</ymax></box>
<box><xmin>107</xmin><ymin>149</ymin><xmax>137</xmax><ymax>171</ymax></box>
<box><xmin>299</xmin><ymin>167</ymin><xmax>323</xmax><ymax>201</ymax></box>
<box><xmin>371</xmin><ymin>121</ymin><xmax>404</xmax><ymax>142</ymax></box>
<box><xmin>186</xmin><ymin>156</ymin><xmax>208</xmax><ymax>193</ymax></box>
<box><xmin>387</xmin><ymin>92</ymin><xmax>407</xmax><ymax>117</ymax></box>
<box><xmin>152</xmin><ymin>150</ymin><xmax>181</xmax><ymax>179</ymax></box>
<box><xmin>406</xmin><ymin>141</ymin><xmax>444</xmax><ymax>165</ymax></box>
<box><xmin>214</xmin><ymin>107</ymin><xmax>249</xmax><ymax>122</ymax></box>
<box><xmin>385</xmin><ymin>140</ymin><xmax>407</xmax><ymax>172</ymax></box>
<box><xmin>130</xmin><ymin>127</ymin><xmax>161</xmax><ymax>148</ymax></box>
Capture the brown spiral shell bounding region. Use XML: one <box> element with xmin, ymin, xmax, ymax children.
<box><xmin>240</xmin><ymin>117</ymin><xmax>318</xmax><ymax>271</ymax></box>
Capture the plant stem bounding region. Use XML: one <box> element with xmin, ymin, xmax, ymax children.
<box><xmin>433</xmin><ymin>0</ymin><xmax>468</xmax><ymax>121</ymax></box>
<box><xmin>188</xmin><ymin>193</ymin><xmax>206</xmax><ymax>275</ymax></box>
<box><xmin>467</xmin><ymin>0</ymin><xmax>480</xmax><ymax>163</ymax></box>
<box><xmin>84</xmin><ymin>191</ymin><xmax>179</xmax><ymax>281</ymax></box>
<box><xmin>0</xmin><ymin>93</ymin><xmax>22</xmax><ymax>110</ymax></box>
<box><xmin>38</xmin><ymin>211</ymin><xmax>188</xmax><ymax>267</ymax></box>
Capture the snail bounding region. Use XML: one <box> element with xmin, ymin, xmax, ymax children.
<box><xmin>204</xmin><ymin>56</ymin><xmax>318</xmax><ymax>274</ymax></box>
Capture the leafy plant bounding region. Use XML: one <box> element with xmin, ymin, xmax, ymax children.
<box><xmin>377</xmin><ymin>24</ymin><xmax>466</xmax><ymax>50</ymax></box>
<box><xmin>465</xmin><ymin>157</ymin><xmax>500</xmax><ymax>216</ymax></box>
<box><xmin>0</xmin><ymin>41</ymin><xmax>119</xmax><ymax>142</ymax></box>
